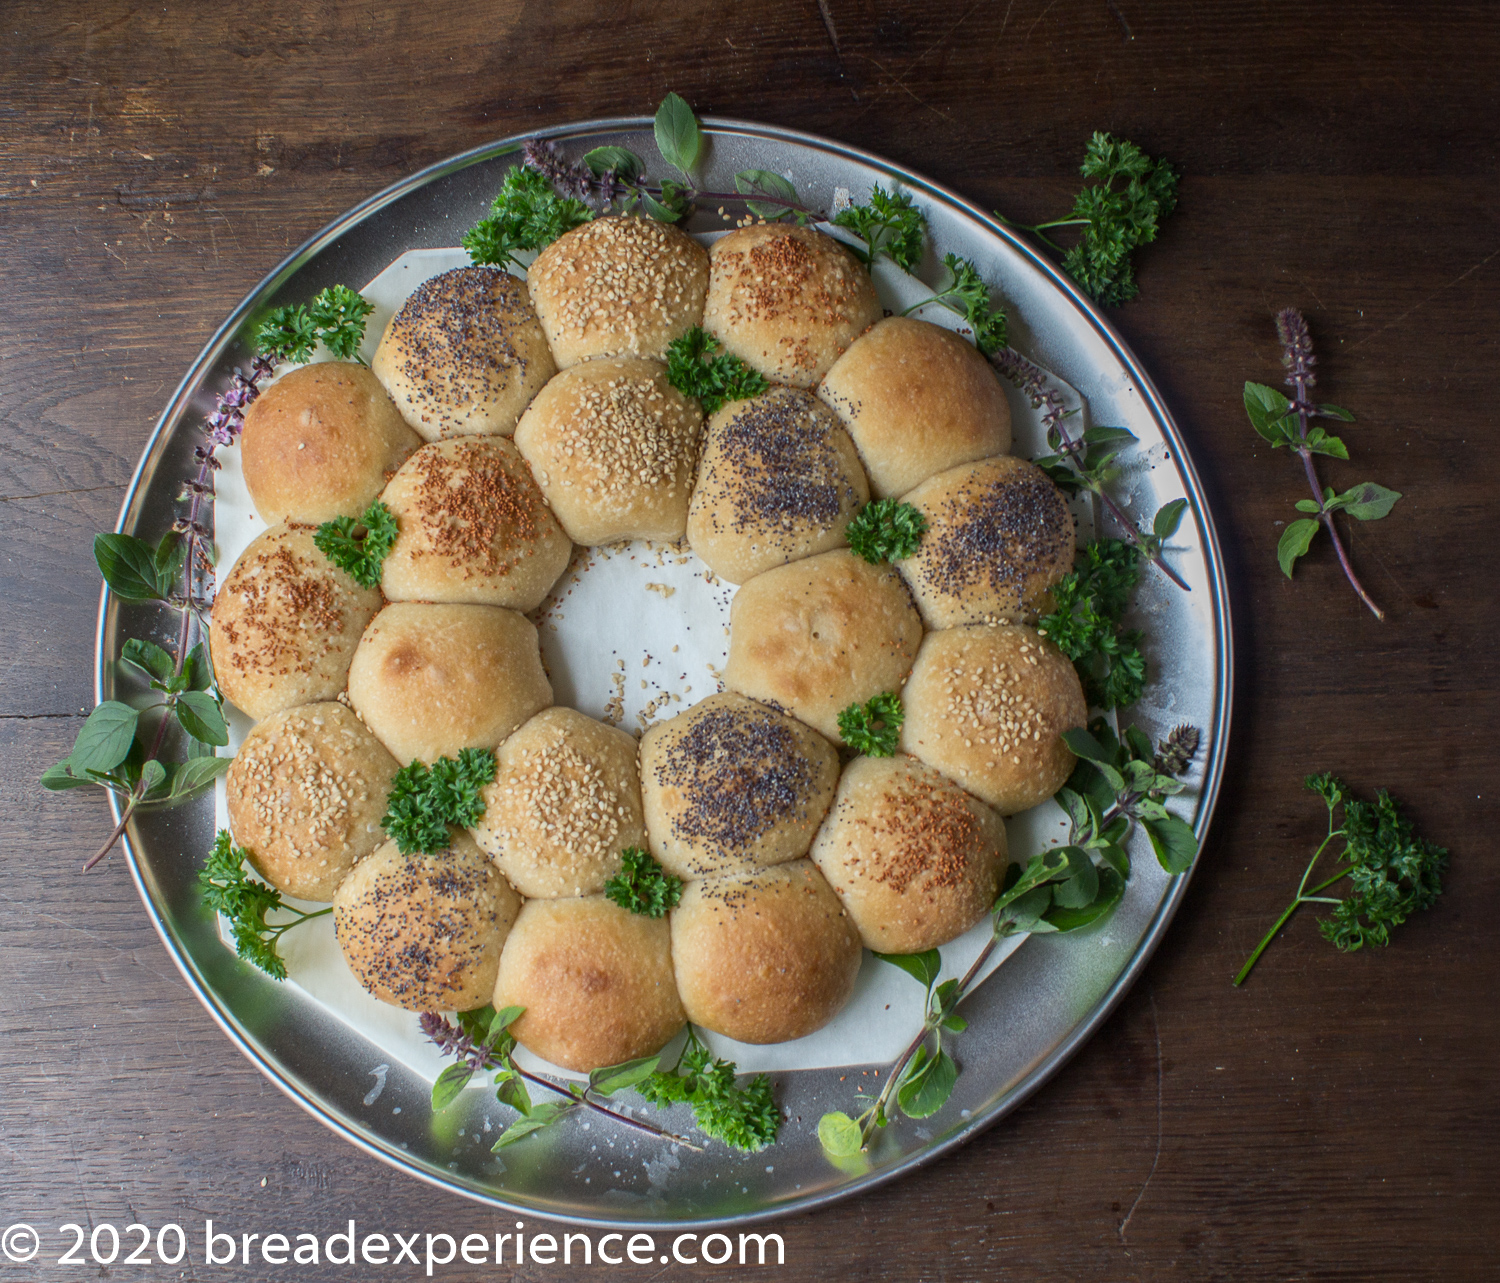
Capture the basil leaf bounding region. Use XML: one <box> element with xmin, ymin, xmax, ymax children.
<box><xmin>431</xmin><ymin>1062</ymin><xmax>475</xmax><ymax>1112</ymax></box>
<box><xmin>1337</xmin><ymin>481</ymin><xmax>1402</xmax><ymax>521</ymax></box>
<box><xmin>490</xmin><ymin>1102</ymin><xmax>570</xmax><ymax>1150</ymax></box>
<box><xmin>187</xmin><ymin>642</ymin><xmax>214</xmax><ymax>692</ymax></box>
<box><xmin>873</xmin><ymin>949</ymin><xmax>941</xmax><ymax>989</ymax></box>
<box><xmin>1243</xmin><ymin>381</ymin><xmax>1293</xmax><ymax>441</ymax></box>
<box><xmin>897</xmin><ymin>1048</ymin><xmax>956</xmax><ymax>1119</ymax></box>
<box><xmin>1144</xmin><ymin>814</ymin><xmax>1199</xmax><ymax>874</ymax></box>
<box><xmin>169</xmin><ymin>755</ymin><xmax>231</xmax><ymax>799</ymax></box>
<box><xmin>1304</xmin><ymin>427</ymin><xmax>1349</xmax><ymax>460</ymax></box>
<box><xmin>94</xmin><ymin>533</ymin><xmax>168</xmax><ymax>602</ymax></box>
<box><xmin>40</xmin><ymin>760</ymin><xmax>97</xmax><ymax>790</ymax></box>
<box><xmin>1152</xmin><ymin>497</ymin><xmax>1188</xmax><ymax>540</ymax></box>
<box><xmin>176</xmin><ymin>690</ymin><xmax>229</xmax><ymax>747</ymax></box>
<box><xmin>817</xmin><ymin>1110</ymin><xmax>863</xmax><ymax>1157</ymax></box>
<box><xmin>154</xmin><ymin>530</ymin><xmax>187</xmax><ymax>596</ymax></box>
<box><xmin>588</xmin><ymin>1054</ymin><xmax>661</xmax><ymax>1097</ymax></box>
<box><xmin>1051</xmin><ymin>846</ymin><xmax>1100</xmax><ymax>909</ymax></box>
<box><xmin>583</xmin><ymin>146</ymin><xmax>643</xmax><ymax>181</ymax></box>
<box><xmin>68</xmin><ymin>701</ymin><xmax>141</xmax><ymax>773</ymax></box>
<box><xmin>1277</xmin><ymin>517</ymin><xmax>1320</xmax><ymax>578</ymax></box>
<box><xmin>640</xmin><ymin>190</ymin><xmax>683</xmax><ymax>223</ymax></box>
<box><xmin>1044</xmin><ymin>863</ymin><xmax>1126</xmax><ymax>931</ymax></box>
<box><xmin>122</xmin><ymin>638</ymin><xmax>176</xmax><ymax>682</ymax></box>
<box><xmin>734</xmin><ymin>168</ymin><xmax>798</xmax><ymax>220</ymax></box>
<box><xmin>654</xmin><ymin>92</ymin><xmax>702</xmax><ymax>174</ymax></box>
<box><xmin>1317</xmin><ymin>402</ymin><xmax>1355</xmax><ymax>421</ymax></box>
<box><xmin>1060</xmin><ymin>726</ymin><xmax>1112</xmax><ymax>765</ymax></box>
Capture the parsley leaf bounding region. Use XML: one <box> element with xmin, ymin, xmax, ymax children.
<box><xmin>664</xmin><ymin>326</ymin><xmax>768</xmax><ymax>415</ymax></box>
<box><xmin>199</xmin><ymin>830</ymin><xmax>330</xmax><ymax>981</ymax></box>
<box><xmin>845</xmin><ymin>499</ymin><xmax>928</xmax><ymax>564</ymax></box>
<box><xmin>462</xmin><ymin>166</ymin><xmax>594</xmax><ymax>270</ymax></box>
<box><xmin>604</xmin><ymin>846</ymin><xmax>683</xmax><ymax>918</ymax></box>
<box><xmin>838</xmin><ymin>690</ymin><xmax>905</xmax><ymax>756</ymax></box>
<box><xmin>312</xmin><ymin>500</ymin><xmax>398</xmax><ymax>589</ymax></box>
<box><xmin>833</xmin><ymin>184</ymin><xmax>926</xmax><ymax>272</ymax></box>
<box><xmin>254</xmin><ymin>285</ymin><xmax>375</xmax><ymax>365</ymax></box>
<box><xmin>638</xmin><ymin>1028</ymin><xmax>780</xmax><ymax>1152</ymax></box>
<box><xmin>255</xmin><ymin>305</ymin><xmax>320</xmax><ymax>365</ymax></box>
<box><xmin>381</xmin><ymin>748</ymin><xmax>497</xmax><ymax>854</ymax></box>
<box><xmin>1036</xmin><ymin>539</ymin><xmax>1147</xmax><ymax>710</ymax></box>
<box><xmin>908</xmin><ymin>254</ymin><xmax>1007</xmax><ymax>354</ymax></box>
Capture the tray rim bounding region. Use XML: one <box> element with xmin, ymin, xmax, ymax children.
<box><xmin>94</xmin><ymin>112</ymin><xmax>1235</xmax><ymax>1229</ymax></box>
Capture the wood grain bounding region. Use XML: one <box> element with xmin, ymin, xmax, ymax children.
<box><xmin>3</xmin><ymin>1</ymin><xmax>1498</xmax><ymax>1278</ymax></box>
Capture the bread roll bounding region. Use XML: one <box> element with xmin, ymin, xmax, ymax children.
<box><xmin>512</xmin><ymin>357</ymin><xmax>702</xmax><ymax>545</ymax></box>
<box><xmin>527</xmin><ymin>215</ymin><xmax>709</xmax><ymax>367</ymax></box>
<box><xmin>810</xmin><ymin>754</ymin><xmax>1008</xmax><ymax>952</ymax></box>
<box><xmin>469</xmin><ymin>707</ymin><xmax>645</xmax><ymax>899</ymax></box>
<box><xmin>723</xmin><ymin>549</ymin><xmax>923</xmax><ymax>743</ymax></box>
<box><xmin>670</xmin><ymin>860</ymin><xmax>861</xmax><ymax>1044</ymax></box>
<box><xmin>703</xmin><ymin>224</ymin><xmax>880</xmax><ymax>388</ymax></box>
<box><xmin>639</xmin><ymin>692</ymin><xmax>839</xmax><ymax>879</ymax></box>
<box><xmin>900</xmin><ymin>624</ymin><xmax>1086</xmax><ymax>815</ymax></box>
<box><xmin>897</xmin><ymin>456</ymin><xmax>1075</xmax><ymax>628</ymax></box>
<box><xmin>226</xmin><ymin>702</ymin><xmax>398</xmax><ymax>902</ymax></box>
<box><xmin>372</xmin><ymin>265</ymin><xmax>556</xmax><ymax>440</ymax></box>
<box><xmin>379</xmin><ymin>437</ymin><xmax>571</xmax><ymax>610</ymax></box>
<box><xmin>211</xmin><ymin>523</ymin><xmax>382</xmax><ymax>721</ymax></box>
<box><xmin>818</xmin><ymin>317</ymin><xmax>1012</xmax><ymax>498</ymax></box>
<box><xmin>240</xmin><ymin>361</ymin><xmax>420</xmax><ymax>525</ymax></box>
<box><xmin>686</xmin><ymin>387</ymin><xmax>870</xmax><ymax>584</ymax></box>
<box><xmin>494</xmin><ymin>896</ymin><xmax>685</xmax><ymax>1072</ymax></box>
<box><xmin>346</xmin><ymin>602</ymin><xmax>551</xmax><ymax>765</ymax></box>
<box><xmin>333</xmin><ymin>832</ymin><xmax>520</xmax><ymax>1012</ymax></box>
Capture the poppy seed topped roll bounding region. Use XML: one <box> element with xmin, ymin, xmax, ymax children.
<box><xmin>527</xmin><ymin>215</ymin><xmax>709</xmax><ymax>368</ymax></box>
<box><xmin>818</xmin><ymin>317</ymin><xmax>1012</xmax><ymax>498</ymax></box>
<box><xmin>704</xmin><ymin>224</ymin><xmax>881</xmax><ymax>388</ymax></box>
<box><xmin>372</xmin><ymin>265</ymin><xmax>557</xmax><ymax>440</ymax></box>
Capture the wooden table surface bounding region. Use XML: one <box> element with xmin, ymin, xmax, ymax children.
<box><xmin>3</xmin><ymin>2</ymin><xmax>1496</xmax><ymax>1278</ymax></box>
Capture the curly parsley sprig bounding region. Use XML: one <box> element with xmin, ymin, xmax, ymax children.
<box><xmin>637</xmin><ymin>1027</ymin><xmax>781</xmax><ymax>1152</ymax></box>
<box><xmin>1038</xmin><ymin>539</ymin><xmax>1148</xmax><ymax>711</ymax></box>
<box><xmin>313</xmin><ymin>500</ymin><xmax>398</xmax><ymax>590</ymax></box>
<box><xmin>381</xmin><ymin>748</ymin><xmax>497</xmax><ymax>855</ymax></box>
<box><xmin>904</xmin><ymin>253</ymin><xmax>1008</xmax><ymax>354</ymax></box>
<box><xmin>604</xmin><ymin>846</ymin><xmax>683</xmax><ymax>918</ymax></box>
<box><xmin>838</xmin><ymin>691</ymin><xmax>904</xmax><ymax>757</ymax></box>
<box><xmin>664</xmin><ymin>327</ymin><xmax>768</xmax><ymax>414</ymax></box>
<box><xmin>462</xmin><ymin>165</ymin><xmax>594</xmax><ymax>270</ymax></box>
<box><xmin>833</xmin><ymin>184</ymin><xmax>926</xmax><ymax>272</ymax></box>
<box><xmin>1234</xmin><ymin>776</ymin><xmax>1447</xmax><ymax>986</ymax></box>
<box><xmin>198</xmin><ymin>831</ymin><xmax>331</xmax><ymax>981</ymax></box>
<box><xmin>256</xmin><ymin>285</ymin><xmax>374</xmax><ymax>365</ymax></box>
<box><xmin>845</xmin><ymin>499</ymin><xmax>928</xmax><ymax>565</ymax></box>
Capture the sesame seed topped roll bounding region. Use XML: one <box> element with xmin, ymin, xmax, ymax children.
<box><xmin>527</xmin><ymin>215</ymin><xmax>709</xmax><ymax>368</ymax></box>
<box><xmin>513</xmin><ymin>357</ymin><xmax>703</xmax><ymax>545</ymax></box>
<box><xmin>226</xmin><ymin>702</ymin><xmax>399</xmax><ymax>903</ymax></box>
<box><xmin>372</xmin><ymin>265</ymin><xmax>557</xmax><ymax>441</ymax></box>
<box><xmin>703</xmin><ymin>224</ymin><xmax>881</xmax><ymax>388</ymax></box>
<box><xmin>379</xmin><ymin>437</ymin><xmax>572</xmax><ymax>611</ymax></box>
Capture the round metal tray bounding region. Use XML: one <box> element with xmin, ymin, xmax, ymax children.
<box><xmin>96</xmin><ymin>116</ymin><xmax>1233</xmax><ymax>1229</ymax></box>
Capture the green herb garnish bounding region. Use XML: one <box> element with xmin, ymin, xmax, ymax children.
<box><xmin>905</xmin><ymin>253</ymin><xmax>1007</xmax><ymax>354</ymax></box>
<box><xmin>664</xmin><ymin>326</ymin><xmax>768</xmax><ymax>415</ymax></box>
<box><xmin>1037</xmin><ymin>538</ymin><xmax>1147</xmax><ymax>711</ymax></box>
<box><xmin>312</xmin><ymin>500</ymin><xmax>398</xmax><ymax>590</ymax></box>
<box><xmin>998</xmin><ymin>132</ymin><xmax>1178</xmax><ymax>306</ymax></box>
<box><xmin>199</xmin><ymin>830</ymin><xmax>331</xmax><ymax>981</ymax></box>
<box><xmin>1235</xmin><ymin>776</ymin><xmax>1448</xmax><ymax>986</ymax></box>
<box><xmin>604</xmin><ymin>846</ymin><xmax>683</xmax><ymax>918</ymax></box>
<box><xmin>255</xmin><ymin>284</ymin><xmax>375</xmax><ymax>365</ymax></box>
<box><xmin>381</xmin><ymin>747</ymin><xmax>497</xmax><ymax>855</ymax></box>
<box><xmin>833</xmin><ymin>183</ymin><xmax>926</xmax><ymax>272</ymax></box>
<box><xmin>837</xmin><ymin>691</ymin><xmax>904</xmax><ymax>757</ymax></box>
<box><xmin>462</xmin><ymin>165</ymin><xmax>594</xmax><ymax>270</ymax></box>
<box><xmin>845</xmin><ymin>499</ymin><xmax>928</xmax><ymax>565</ymax></box>
<box><xmin>638</xmin><ymin>1027</ymin><xmax>781</xmax><ymax>1152</ymax></box>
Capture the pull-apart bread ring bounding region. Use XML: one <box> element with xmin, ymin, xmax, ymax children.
<box><xmin>469</xmin><ymin>707</ymin><xmax>646</xmax><ymax>899</ymax></box>
<box><xmin>346</xmin><ymin>601</ymin><xmax>552</xmax><ymax>766</ymax></box>
<box><xmin>818</xmin><ymin>316</ymin><xmax>1012</xmax><ymax>498</ymax></box>
<box><xmin>211</xmin><ymin>523</ymin><xmax>382</xmax><ymax>721</ymax></box>
<box><xmin>239</xmin><ymin>361</ymin><xmax>420</xmax><ymax>525</ymax></box>
<box><xmin>513</xmin><ymin>357</ymin><xmax>703</xmax><ymax>545</ymax></box>
<box><xmin>703</xmin><ymin>224</ymin><xmax>881</xmax><ymax>388</ymax></box>
<box><xmin>670</xmin><ymin>860</ymin><xmax>862</xmax><ymax>1045</ymax></box>
<box><xmin>372</xmin><ymin>265</ymin><xmax>556</xmax><ymax>441</ymax></box>
<box><xmin>226</xmin><ymin>701</ymin><xmax>398</xmax><ymax>902</ymax></box>
<box><xmin>379</xmin><ymin>436</ymin><xmax>571</xmax><ymax>610</ymax></box>
<box><xmin>897</xmin><ymin>455</ymin><xmax>1075</xmax><ymax>628</ymax></box>
<box><xmin>724</xmin><ymin>548</ymin><xmax>923</xmax><ymax>743</ymax></box>
<box><xmin>900</xmin><ymin>624</ymin><xmax>1087</xmax><ymax>815</ymax></box>
<box><xmin>527</xmin><ymin>215</ymin><xmax>709</xmax><ymax>367</ymax></box>
<box><xmin>334</xmin><ymin>831</ymin><xmax>521</xmax><ymax>1012</ymax></box>
<box><xmin>639</xmin><ymin>691</ymin><xmax>839</xmax><ymax>880</ymax></box>
<box><xmin>494</xmin><ymin>896</ymin><xmax>686</xmax><ymax>1072</ymax></box>
<box><xmin>686</xmin><ymin>387</ymin><xmax>869</xmax><ymax>584</ymax></box>
<box><xmin>810</xmin><ymin>753</ymin><xmax>1009</xmax><ymax>953</ymax></box>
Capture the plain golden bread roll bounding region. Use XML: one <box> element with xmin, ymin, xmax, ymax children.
<box><xmin>371</xmin><ymin>265</ymin><xmax>556</xmax><ymax>440</ymax></box>
<box><xmin>240</xmin><ymin>361</ymin><xmax>421</xmax><ymax>525</ymax></box>
<box><xmin>897</xmin><ymin>456</ymin><xmax>1075</xmax><ymax>628</ymax></box>
<box><xmin>494</xmin><ymin>896</ymin><xmax>685</xmax><ymax>1072</ymax></box>
<box><xmin>817</xmin><ymin>317</ymin><xmax>1012</xmax><ymax>498</ymax></box>
<box><xmin>686</xmin><ymin>388</ymin><xmax>870</xmax><ymax>584</ymax></box>
<box><xmin>211</xmin><ymin>524</ymin><xmax>382</xmax><ymax>721</ymax></box>
<box><xmin>638</xmin><ymin>692</ymin><xmax>839</xmax><ymax>879</ymax></box>
<box><xmin>379</xmin><ymin>437</ymin><xmax>571</xmax><ymax>610</ymax></box>
<box><xmin>333</xmin><ymin>833</ymin><xmax>520</xmax><ymax>1012</ymax></box>
<box><xmin>512</xmin><ymin>357</ymin><xmax>702</xmax><ymax>544</ymax></box>
<box><xmin>527</xmin><ymin>216</ymin><xmax>709</xmax><ymax>367</ymax></box>
<box><xmin>469</xmin><ymin>707</ymin><xmax>645</xmax><ymax>899</ymax></box>
<box><xmin>900</xmin><ymin>624</ymin><xmax>1086</xmax><ymax>815</ymax></box>
<box><xmin>670</xmin><ymin>860</ymin><xmax>862</xmax><ymax>1044</ymax></box>
<box><xmin>346</xmin><ymin>602</ymin><xmax>551</xmax><ymax>765</ymax></box>
<box><xmin>703</xmin><ymin>224</ymin><xmax>881</xmax><ymax>388</ymax></box>
<box><xmin>226</xmin><ymin>702</ymin><xmax>398</xmax><ymax>902</ymax></box>
<box><xmin>723</xmin><ymin>549</ymin><xmax>923</xmax><ymax>743</ymax></box>
<box><xmin>810</xmin><ymin>754</ymin><xmax>1008</xmax><ymax>952</ymax></box>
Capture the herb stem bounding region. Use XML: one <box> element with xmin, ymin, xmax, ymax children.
<box><xmin>509</xmin><ymin>1064</ymin><xmax>702</xmax><ymax>1151</ymax></box>
<box><xmin>1233</xmin><ymin>826</ymin><xmax>1345</xmax><ymax>987</ymax></box>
